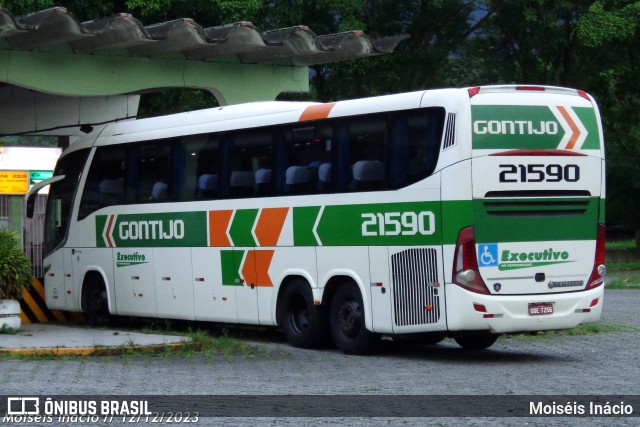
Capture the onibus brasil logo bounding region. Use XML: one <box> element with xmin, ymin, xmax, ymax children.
<box><xmin>478</xmin><ymin>243</ymin><xmax>573</xmax><ymax>271</ymax></box>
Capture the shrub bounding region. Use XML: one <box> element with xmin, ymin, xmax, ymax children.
<box><xmin>0</xmin><ymin>229</ymin><xmax>32</xmax><ymax>299</ymax></box>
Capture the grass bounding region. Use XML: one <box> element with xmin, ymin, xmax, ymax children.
<box><xmin>607</xmin><ymin>261</ymin><xmax>640</xmax><ymax>271</ymax></box>
<box><xmin>0</xmin><ymin>320</ymin><xmax>268</xmax><ymax>360</ymax></box>
<box><xmin>107</xmin><ymin>327</ymin><xmax>261</xmax><ymax>359</ymax></box>
<box><xmin>607</xmin><ymin>239</ymin><xmax>636</xmax><ymax>250</ymax></box>
<box><xmin>509</xmin><ymin>322</ymin><xmax>638</xmax><ymax>340</ymax></box>
<box><xmin>606</xmin><ymin>275</ymin><xmax>640</xmax><ymax>290</ymax></box>
<box><xmin>0</xmin><ymin>325</ymin><xmax>19</xmax><ymax>335</ymax></box>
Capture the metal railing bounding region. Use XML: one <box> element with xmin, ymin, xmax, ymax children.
<box><xmin>23</xmin><ymin>195</ymin><xmax>47</xmax><ymax>278</ymax></box>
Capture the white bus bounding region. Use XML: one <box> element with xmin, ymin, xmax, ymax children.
<box><xmin>27</xmin><ymin>85</ymin><xmax>606</xmax><ymax>354</ymax></box>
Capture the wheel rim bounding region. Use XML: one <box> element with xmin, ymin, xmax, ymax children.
<box><xmin>88</xmin><ymin>287</ymin><xmax>105</xmax><ymax>314</ymax></box>
<box><xmin>289</xmin><ymin>294</ymin><xmax>310</xmax><ymax>334</ymax></box>
<box><xmin>337</xmin><ymin>299</ymin><xmax>363</xmax><ymax>339</ymax></box>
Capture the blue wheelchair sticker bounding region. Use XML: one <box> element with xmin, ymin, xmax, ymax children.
<box><xmin>478</xmin><ymin>243</ymin><xmax>498</xmax><ymax>267</ymax></box>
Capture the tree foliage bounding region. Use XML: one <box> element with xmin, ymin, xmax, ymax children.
<box><xmin>2</xmin><ymin>0</ymin><xmax>640</xmax><ymax>233</ymax></box>
<box><xmin>0</xmin><ymin>229</ymin><xmax>32</xmax><ymax>300</ymax></box>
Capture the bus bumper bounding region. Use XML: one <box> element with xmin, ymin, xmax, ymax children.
<box><xmin>445</xmin><ymin>284</ymin><xmax>604</xmax><ymax>334</ymax></box>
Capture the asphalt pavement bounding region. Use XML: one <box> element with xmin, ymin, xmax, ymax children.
<box><xmin>0</xmin><ymin>275</ymin><xmax>636</xmax><ymax>357</ymax></box>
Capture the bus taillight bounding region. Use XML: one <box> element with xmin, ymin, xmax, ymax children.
<box><xmin>515</xmin><ymin>86</ymin><xmax>546</xmax><ymax>91</ymax></box>
<box><xmin>586</xmin><ymin>224</ymin><xmax>606</xmax><ymax>289</ymax></box>
<box><xmin>453</xmin><ymin>227</ymin><xmax>490</xmax><ymax>294</ymax></box>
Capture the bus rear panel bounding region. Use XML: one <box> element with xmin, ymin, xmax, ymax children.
<box><xmin>446</xmin><ymin>86</ymin><xmax>605</xmax><ymax>334</ymax></box>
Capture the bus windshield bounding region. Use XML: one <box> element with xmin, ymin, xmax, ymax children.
<box><xmin>43</xmin><ymin>148</ymin><xmax>90</xmax><ymax>257</ymax></box>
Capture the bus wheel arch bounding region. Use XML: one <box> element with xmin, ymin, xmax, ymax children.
<box><xmin>327</xmin><ymin>278</ymin><xmax>379</xmax><ymax>355</ymax></box>
<box><xmin>80</xmin><ymin>270</ymin><xmax>110</xmax><ymax>325</ymax></box>
<box><xmin>276</xmin><ymin>276</ymin><xmax>329</xmax><ymax>348</ymax></box>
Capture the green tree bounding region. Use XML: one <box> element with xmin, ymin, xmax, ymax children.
<box><xmin>459</xmin><ymin>0</ymin><xmax>640</xmax><ymax>246</ymax></box>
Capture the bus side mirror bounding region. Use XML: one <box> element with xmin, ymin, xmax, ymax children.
<box><xmin>25</xmin><ymin>175</ymin><xmax>65</xmax><ymax>218</ymax></box>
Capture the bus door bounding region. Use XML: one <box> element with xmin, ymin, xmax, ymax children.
<box><xmin>43</xmin><ymin>249</ymin><xmax>69</xmax><ymax>310</ymax></box>
<box><xmin>369</xmin><ymin>246</ymin><xmax>392</xmax><ymax>332</ymax></box>
<box><xmin>154</xmin><ymin>248</ymin><xmax>195</xmax><ymax>320</ymax></box>
<box><xmin>192</xmin><ymin>247</ymin><xmax>238</xmax><ymax>323</ymax></box>
<box><xmin>112</xmin><ymin>248</ymin><xmax>156</xmax><ymax>317</ymax></box>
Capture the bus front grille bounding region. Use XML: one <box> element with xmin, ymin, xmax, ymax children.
<box><xmin>391</xmin><ymin>248</ymin><xmax>440</xmax><ymax>326</ymax></box>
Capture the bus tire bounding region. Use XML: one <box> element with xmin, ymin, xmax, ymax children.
<box><xmin>280</xmin><ymin>279</ymin><xmax>329</xmax><ymax>348</ymax></box>
<box><xmin>454</xmin><ymin>333</ymin><xmax>498</xmax><ymax>350</ymax></box>
<box><xmin>330</xmin><ymin>282</ymin><xmax>379</xmax><ymax>355</ymax></box>
<box><xmin>82</xmin><ymin>274</ymin><xmax>110</xmax><ymax>325</ymax></box>
<box><xmin>394</xmin><ymin>332</ymin><xmax>447</xmax><ymax>346</ymax></box>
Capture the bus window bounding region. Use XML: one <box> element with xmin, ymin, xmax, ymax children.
<box><xmin>227</xmin><ymin>129</ymin><xmax>274</xmax><ymax>197</ymax></box>
<box><xmin>334</xmin><ymin>114</ymin><xmax>387</xmax><ymax>191</ymax></box>
<box><xmin>127</xmin><ymin>140</ymin><xmax>172</xmax><ymax>203</ymax></box>
<box><xmin>78</xmin><ymin>145</ymin><xmax>126</xmax><ymax>220</ymax></box>
<box><xmin>181</xmin><ymin>133</ymin><xmax>221</xmax><ymax>201</ymax></box>
<box><xmin>389</xmin><ymin>108</ymin><xmax>445</xmax><ymax>188</ymax></box>
<box><xmin>285</xmin><ymin>123</ymin><xmax>333</xmax><ymax>194</ymax></box>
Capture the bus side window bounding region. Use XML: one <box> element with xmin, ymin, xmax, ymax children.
<box><xmin>78</xmin><ymin>145</ymin><xmax>126</xmax><ymax>220</ymax></box>
<box><xmin>334</xmin><ymin>114</ymin><xmax>387</xmax><ymax>192</ymax></box>
<box><xmin>227</xmin><ymin>129</ymin><xmax>274</xmax><ymax>197</ymax></box>
<box><xmin>389</xmin><ymin>108</ymin><xmax>445</xmax><ymax>188</ymax></box>
<box><xmin>181</xmin><ymin>134</ymin><xmax>220</xmax><ymax>201</ymax></box>
<box><xmin>285</xmin><ymin>123</ymin><xmax>333</xmax><ymax>195</ymax></box>
<box><xmin>128</xmin><ymin>141</ymin><xmax>173</xmax><ymax>203</ymax></box>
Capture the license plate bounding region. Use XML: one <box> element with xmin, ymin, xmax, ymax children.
<box><xmin>528</xmin><ymin>303</ymin><xmax>554</xmax><ymax>316</ymax></box>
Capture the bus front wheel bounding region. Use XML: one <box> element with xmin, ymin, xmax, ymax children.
<box><xmin>454</xmin><ymin>333</ymin><xmax>498</xmax><ymax>350</ymax></box>
<box><xmin>82</xmin><ymin>274</ymin><xmax>110</xmax><ymax>325</ymax></box>
<box><xmin>280</xmin><ymin>279</ymin><xmax>328</xmax><ymax>348</ymax></box>
<box><xmin>330</xmin><ymin>282</ymin><xmax>379</xmax><ymax>355</ymax></box>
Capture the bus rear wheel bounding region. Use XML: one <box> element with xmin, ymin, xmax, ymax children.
<box><xmin>330</xmin><ymin>282</ymin><xmax>378</xmax><ymax>355</ymax></box>
<box><xmin>454</xmin><ymin>333</ymin><xmax>498</xmax><ymax>350</ymax></box>
<box><xmin>280</xmin><ymin>279</ymin><xmax>328</xmax><ymax>348</ymax></box>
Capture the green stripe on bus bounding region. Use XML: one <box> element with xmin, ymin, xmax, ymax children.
<box><xmin>228</xmin><ymin>209</ymin><xmax>258</xmax><ymax>247</ymax></box>
<box><xmin>473</xmin><ymin>198</ymin><xmax>599</xmax><ymax>243</ymax></box>
<box><xmin>471</xmin><ymin>105</ymin><xmax>600</xmax><ymax>150</ymax></box>
<box><xmin>441</xmin><ymin>200</ymin><xmax>474</xmax><ymax>245</ymax></box>
<box><xmin>221</xmin><ymin>250</ymin><xmax>244</xmax><ymax>286</ymax></box>
<box><xmin>574</xmin><ymin>107</ymin><xmax>600</xmax><ymax>150</ymax></box>
<box><xmin>96</xmin><ymin>212</ymin><xmax>207</xmax><ymax>248</ymax></box>
<box><xmin>96</xmin><ymin>215</ymin><xmax>108</xmax><ymax>248</ymax></box>
<box><xmin>293</xmin><ymin>206</ymin><xmax>322</xmax><ymax>246</ymax></box>
<box><xmin>294</xmin><ymin>202</ymin><xmax>450</xmax><ymax>246</ymax></box>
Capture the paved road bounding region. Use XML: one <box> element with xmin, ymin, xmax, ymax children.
<box><xmin>1</xmin><ymin>289</ymin><xmax>638</xmax><ymax>426</ymax></box>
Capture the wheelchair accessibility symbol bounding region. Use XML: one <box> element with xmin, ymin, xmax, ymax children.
<box><xmin>478</xmin><ymin>243</ymin><xmax>498</xmax><ymax>267</ymax></box>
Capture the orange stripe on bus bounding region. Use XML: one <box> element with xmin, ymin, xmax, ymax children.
<box><xmin>255</xmin><ymin>207</ymin><xmax>289</xmax><ymax>246</ymax></box>
<box><xmin>557</xmin><ymin>106</ymin><xmax>580</xmax><ymax>149</ymax></box>
<box><xmin>209</xmin><ymin>210</ymin><xmax>233</xmax><ymax>247</ymax></box>
<box><xmin>241</xmin><ymin>250</ymin><xmax>275</xmax><ymax>287</ymax></box>
<box><xmin>298</xmin><ymin>102</ymin><xmax>336</xmax><ymax>122</ymax></box>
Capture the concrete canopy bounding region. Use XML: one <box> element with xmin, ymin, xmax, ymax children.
<box><xmin>0</xmin><ymin>6</ymin><xmax>407</xmax><ymax>137</ymax></box>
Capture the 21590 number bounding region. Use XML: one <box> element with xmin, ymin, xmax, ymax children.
<box><xmin>499</xmin><ymin>164</ymin><xmax>580</xmax><ymax>183</ymax></box>
<box><xmin>361</xmin><ymin>211</ymin><xmax>435</xmax><ymax>237</ymax></box>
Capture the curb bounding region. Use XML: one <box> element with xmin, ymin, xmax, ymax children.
<box><xmin>0</xmin><ymin>342</ymin><xmax>193</xmax><ymax>357</ymax></box>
